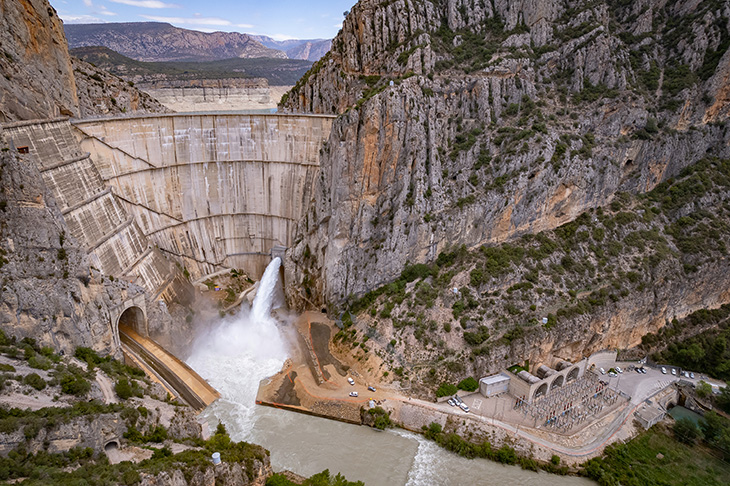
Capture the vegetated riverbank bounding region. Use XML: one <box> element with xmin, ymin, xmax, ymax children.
<box><xmin>0</xmin><ymin>326</ymin><xmax>366</xmax><ymax>486</ymax></box>
<box><xmin>582</xmin><ymin>422</ymin><xmax>730</xmax><ymax>486</ymax></box>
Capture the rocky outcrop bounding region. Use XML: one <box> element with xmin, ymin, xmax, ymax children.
<box><xmin>0</xmin><ymin>0</ymin><xmax>78</xmax><ymax>121</ymax></box>
<box><xmin>139</xmin><ymin>459</ymin><xmax>271</xmax><ymax>486</ymax></box>
<box><xmin>73</xmin><ymin>57</ymin><xmax>170</xmax><ymax>117</ymax></box>
<box><xmin>64</xmin><ymin>22</ymin><xmax>287</xmax><ymax>63</ymax></box>
<box><xmin>0</xmin><ymin>128</ymin><xmax>143</xmax><ymax>356</ymax></box>
<box><xmin>250</xmin><ymin>35</ymin><xmax>332</xmax><ymax>62</ymax></box>
<box><xmin>282</xmin><ymin>0</ymin><xmax>730</xmax><ymax>312</ymax></box>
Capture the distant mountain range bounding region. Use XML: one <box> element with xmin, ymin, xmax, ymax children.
<box><xmin>70</xmin><ymin>46</ymin><xmax>313</xmax><ymax>86</ymax></box>
<box><xmin>249</xmin><ymin>35</ymin><xmax>332</xmax><ymax>62</ymax></box>
<box><xmin>64</xmin><ymin>22</ymin><xmax>330</xmax><ymax>63</ymax></box>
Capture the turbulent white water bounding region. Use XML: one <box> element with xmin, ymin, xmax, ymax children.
<box><xmin>186</xmin><ymin>257</ymin><xmax>288</xmax><ymax>437</ymax></box>
<box><xmin>186</xmin><ymin>258</ymin><xmax>593</xmax><ymax>485</ymax></box>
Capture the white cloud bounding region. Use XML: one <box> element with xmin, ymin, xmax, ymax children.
<box><xmin>82</xmin><ymin>0</ymin><xmax>93</xmax><ymax>6</ymax></box>
<box><xmin>99</xmin><ymin>10</ymin><xmax>117</xmax><ymax>16</ymax></box>
<box><xmin>109</xmin><ymin>0</ymin><xmax>180</xmax><ymax>8</ymax></box>
<box><xmin>237</xmin><ymin>23</ymin><xmax>254</xmax><ymax>29</ymax></box>
<box><xmin>270</xmin><ymin>34</ymin><xmax>297</xmax><ymax>41</ymax></box>
<box><xmin>141</xmin><ymin>15</ymin><xmax>232</xmax><ymax>26</ymax></box>
<box><xmin>60</xmin><ymin>14</ymin><xmax>106</xmax><ymax>23</ymax></box>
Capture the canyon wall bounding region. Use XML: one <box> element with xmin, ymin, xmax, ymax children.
<box><xmin>74</xmin><ymin>114</ymin><xmax>334</xmax><ymax>281</ymax></box>
<box><xmin>281</xmin><ymin>0</ymin><xmax>730</xmax><ymax>309</ymax></box>
<box><xmin>0</xmin><ymin>0</ymin><xmax>78</xmax><ymax>121</ymax></box>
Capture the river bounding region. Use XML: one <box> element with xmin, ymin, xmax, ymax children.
<box><xmin>186</xmin><ymin>258</ymin><xmax>595</xmax><ymax>485</ymax></box>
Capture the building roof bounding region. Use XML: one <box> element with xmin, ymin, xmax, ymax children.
<box><xmin>480</xmin><ymin>373</ymin><xmax>511</xmax><ymax>385</ymax></box>
<box><xmin>635</xmin><ymin>404</ymin><xmax>664</xmax><ymax>423</ymax></box>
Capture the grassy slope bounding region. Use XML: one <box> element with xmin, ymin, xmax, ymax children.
<box><xmin>582</xmin><ymin>425</ymin><xmax>730</xmax><ymax>486</ymax></box>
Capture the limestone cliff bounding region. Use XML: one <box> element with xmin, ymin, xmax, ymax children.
<box><xmin>282</xmin><ymin>0</ymin><xmax>730</xmax><ymax>312</ymax></box>
<box><xmin>0</xmin><ymin>128</ymin><xmax>147</xmax><ymax>356</ymax></box>
<box><xmin>0</xmin><ymin>0</ymin><xmax>78</xmax><ymax>121</ymax></box>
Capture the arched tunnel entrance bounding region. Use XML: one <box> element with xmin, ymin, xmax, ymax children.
<box><xmin>118</xmin><ymin>306</ymin><xmax>147</xmax><ymax>338</ymax></box>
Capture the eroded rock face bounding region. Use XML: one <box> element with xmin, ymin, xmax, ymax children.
<box><xmin>73</xmin><ymin>57</ymin><xmax>170</xmax><ymax>117</ymax></box>
<box><xmin>0</xmin><ymin>131</ymin><xmax>146</xmax><ymax>356</ymax></box>
<box><xmin>0</xmin><ymin>0</ymin><xmax>78</xmax><ymax>122</ymax></box>
<box><xmin>282</xmin><ymin>0</ymin><xmax>730</xmax><ymax>312</ymax></box>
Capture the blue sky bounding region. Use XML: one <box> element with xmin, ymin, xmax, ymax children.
<box><xmin>52</xmin><ymin>0</ymin><xmax>356</xmax><ymax>40</ymax></box>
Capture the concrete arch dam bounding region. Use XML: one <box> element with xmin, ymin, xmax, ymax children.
<box><xmin>73</xmin><ymin>113</ymin><xmax>334</xmax><ymax>281</ymax></box>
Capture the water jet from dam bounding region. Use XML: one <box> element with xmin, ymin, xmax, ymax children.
<box><xmin>186</xmin><ymin>257</ymin><xmax>289</xmax><ymax>433</ymax></box>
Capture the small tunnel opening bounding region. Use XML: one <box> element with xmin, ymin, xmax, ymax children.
<box><xmin>104</xmin><ymin>440</ymin><xmax>119</xmax><ymax>452</ymax></box>
<box><xmin>118</xmin><ymin>305</ymin><xmax>146</xmax><ymax>337</ymax></box>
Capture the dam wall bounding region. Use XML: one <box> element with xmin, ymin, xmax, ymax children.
<box><xmin>73</xmin><ymin>113</ymin><xmax>334</xmax><ymax>280</ymax></box>
<box><xmin>2</xmin><ymin>118</ymin><xmax>187</xmax><ymax>303</ymax></box>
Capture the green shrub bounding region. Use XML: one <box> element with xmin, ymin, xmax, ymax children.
<box><xmin>60</xmin><ymin>374</ymin><xmax>91</xmax><ymax>396</ymax></box>
<box><xmin>114</xmin><ymin>378</ymin><xmax>142</xmax><ymax>400</ymax></box>
<box><xmin>436</xmin><ymin>383</ymin><xmax>458</xmax><ymax>397</ymax></box>
<box><xmin>457</xmin><ymin>377</ymin><xmax>479</xmax><ymax>392</ymax></box>
<box><xmin>23</xmin><ymin>373</ymin><xmax>46</xmax><ymax>391</ymax></box>
<box><xmin>28</xmin><ymin>355</ymin><xmax>52</xmax><ymax>370</ymax></box>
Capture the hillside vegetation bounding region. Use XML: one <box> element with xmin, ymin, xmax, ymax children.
<box><xmin>71</xmin><ymin>46</ymin><xmax>313</xmax><ymax>86</ymax></box>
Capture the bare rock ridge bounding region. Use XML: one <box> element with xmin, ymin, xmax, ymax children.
<box><xmin>64</xmin><ymin>22</ymin><xmax>288</xmax><ymax>63</ymax></box>
<box><xmin>250</xmin><ymin>35</ymin><xmax>333</xmax><ymax>62</ymax></box>
<box><xmin>281</xmin><ymin>0</ymin><xmax>730</xmax><ymax>315</ymax></box>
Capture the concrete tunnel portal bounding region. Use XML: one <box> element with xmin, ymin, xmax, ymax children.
<box><xmin>118</xmin><ymin>306</ymin><xmax>147</xmax><ymax>337</ymax></box>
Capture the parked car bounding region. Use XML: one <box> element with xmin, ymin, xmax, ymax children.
<box><xmin>616</xmin><ymin>367</ymin><xmax>623</xmax><ymax>374</ymax></box>
<box><xmin>639</xmin><ymin>367</ymin><xmax>647</xmax><ymax>374</ymax></box>
<box><xmin>608</xmin><ymin>371</ymin><xmax>617</xmax><ymax>377</ymax></box>
<box><xmin>636</xmin><ymin>368</ymin><xmax>643</xmax><ymax>374</ymax></box>
<box><xmin>600</xmin><ymin>368</ymin><xmax>606</xmax><ymax>375</ymax></box>
<box><xmin>368</xmin><ymin>386</ymin><xmax>376</xmax><ymax>392</ymax></box>
<box><xmin>661</xmin><ymin>367</ymin><xmax>667</xmax><ymax>374</ymax></box>
<box><xmin>447</xmin><ymin>399</ymin><xmax>455</xmax><ymax>407</ymax></box>
<box><xmin>347</xmin><ymin>377</ymin><xmax>355</xmax><ymax>385</ymax></box>
<box><xmin>690</xmin><ymin>372</ymin><xmax>695</xmax><ymax>379</ymax></box>
<box><xmin>671</xmin><ymin>368</ymin><xmax>677</xmax><ymax>376</ymax></box>
<box><xmin>459</xmin><ymin>403</ymin><xmax>470</xmax><ymax>413</ymax></box>
<box><xmin>349</xmin><ymin>391</ymin><xmax>358</xmax><ymax>397</ymax></box>
<box><xmin>453</xmin><ymin>395</ymin><xmax>463</xmax><ymax>404</ymax></box>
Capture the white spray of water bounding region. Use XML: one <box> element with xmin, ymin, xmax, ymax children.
<box><xmin>186</xmin><ymin>257</ymin><xmax>288</xmax><ymax>438</ymax></box>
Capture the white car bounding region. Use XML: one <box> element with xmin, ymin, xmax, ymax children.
<box><xmin>661</xmin><ymin>367</ymin><xmax>667</xmax><ymax>374</ymax></box>
<box><xmin>616</xmin><ymin>367</ymin><xmax>623</xmax><ymax>374</ymax></box>
<box><xmin>671</xmin><ymin>368</ymin><xmax>677</xmax><ymax>376</ymax></box>
<box><xmin>447</xmin><ymin>399</ymin><xmax>455</xmax><ymax>406</ymax></box>
<box><xmin>608</xmin><ymin>371</ymin><xmax>617</xmax><ymax>377</ymax></box>
<box><xmin>349</xmin><ymin>391</ymin><xmax>358</xmax><ymax>397</ymax></box>
<box><xmin>459</xmin><ymin>403</ymin><xmax>470</xmax><ymax>413</ymax></box>
<box><xmin>347</xmin><ymin>377</ymin><xmax>355</xmax><ymax>385</ymax></box>
<box><xmin>599</xmin><ymin>368</ymin><xmax>606</xmax><ymax>375</ymax></box>
<box><xmin>690</xmin><ymin>372</ymin><xmax>695</xmax><ymax>379</ymax></box>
